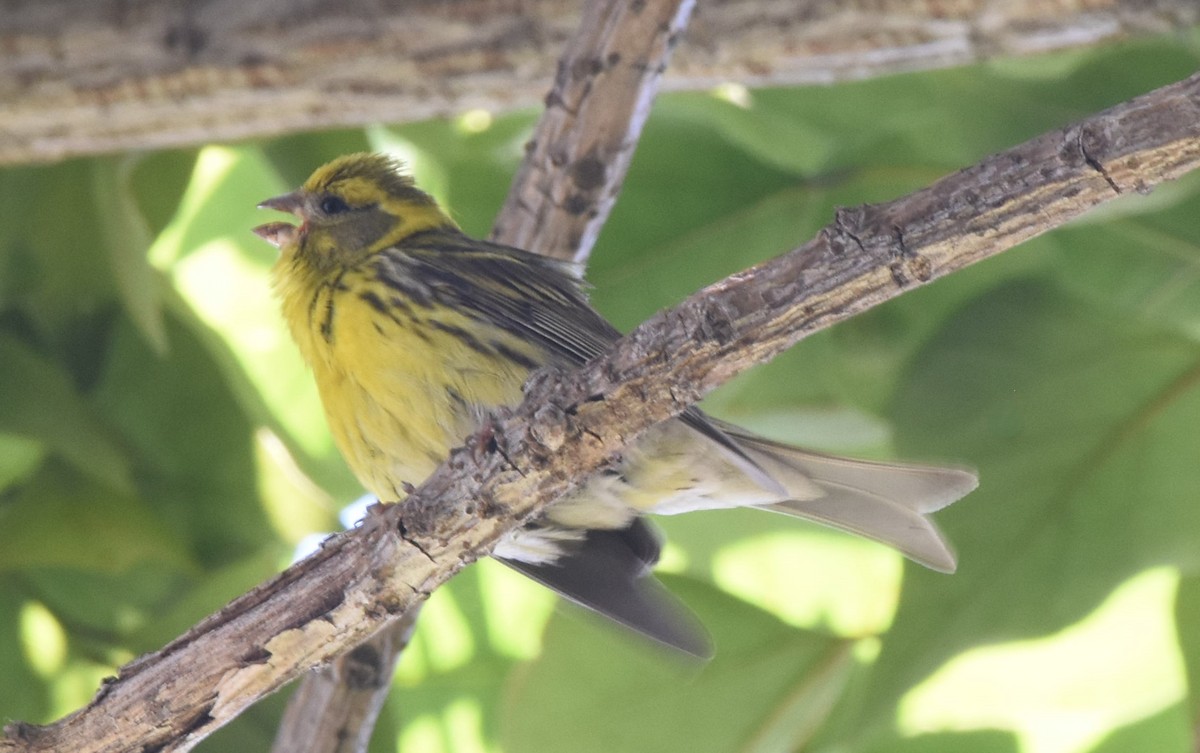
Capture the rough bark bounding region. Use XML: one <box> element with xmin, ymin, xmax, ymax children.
<box><xmin>489</xmin><ymin>0</ymin><xmax>696</xmax><ymax>261</ymax></box>
<box><xmin>2</xmin><ymin>0</ymin><xmax>1195</xmax><ymax>165</ymax></box>
<box><xmin>2</xmin><ymin>67</ymin><xmax>1198</xmax><ymax>753</ymax></box>
<box><xmin>267</xmin><ymin>608</ymin><xmax>421</xmax><ymax>753</ymax></box>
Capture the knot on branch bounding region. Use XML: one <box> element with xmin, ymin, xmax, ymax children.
<box><xmin>827</xmin><ymin>205</ymin><xmax>935</xmax><ymax>289</ymax></box>
<box><xmin>697</xmin><ymin>298</ymin><xmax>738</xmax><ymax>344</ymax></box>
<box><xmin>2</xmin><ymin>721</ymin><xmax>44</xmax><ymax>746</ymax></box>
<box><xmin>529</xmin><ymin>403</ymin><xmax>570</xmax><ymax>453</ymax></box>
<box><xmin>826</xmin><ymin>206</ymin><xmax>870</xmax><ymax>256</ymax></box>
<box><xmin>571</xmin><ymin>153</ymin><xmax>608</xmax><ymax>192</ymax></box>
<box><xmin>1062</xmin><ymin>122</ymin><xmax>1121</xmax><ymax>195</ymax></box>
<box><xmin>341</xmin><ymin>644</ymin><xmax>390</xmax><ymax>690</ymax></box>
<box><xmin>887</xmin><ymin>225</ymin><xmax>933</xmax><ymax>287</ymax></box>
<box><xmin>522</xmin><ymin>364</ymin><xmax>573</xmax><ymax>408</ymax></box>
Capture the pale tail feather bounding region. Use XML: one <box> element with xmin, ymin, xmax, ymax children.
<box><xmin>725</xmin><ymin>430</ymin><xmax>978</xmax><ymax>573</ymax></box>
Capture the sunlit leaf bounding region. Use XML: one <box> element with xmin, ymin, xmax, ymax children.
<box><xmin>0</xmin><ymin>432</ymin><xmax>45</xmax><ymax>492</ymax></box>
<box><xmin>0</xmin><ymin>585</ymin><xmax>51</xmax><ymax>723</ymax></box>
<box><xmin>502</xmin><ymin>578</ymin><xmax>854</xmax><ymax>753</ymax></box>
<box><xmin>860</xmin><ymin>280</ymin><xmax>1200</xmax><ymax>730</ymax></box>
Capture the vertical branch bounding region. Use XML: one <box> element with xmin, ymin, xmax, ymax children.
<box><xmin>269</xmin><ymin>608</ymin><xmax>421</xmax><ymax>753</ymax></box>
<box><xmin>491</xmin><ymin>0</ymin><xmax>697</xmax><ymax>262</ymax></box>
<box><xmin>270</xmin><ymin>0</ymin><xmax>696</xmax><ymax>750</ymax></box>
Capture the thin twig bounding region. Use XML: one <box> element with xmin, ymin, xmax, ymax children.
<box><xmin>3</xmin><ymin>70</ymin><xmax>1198</xmax><ymax>753</ymax></box>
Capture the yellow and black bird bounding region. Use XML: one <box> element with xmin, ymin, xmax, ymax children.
<box><xmin>256</xmin><ymin>153</ymin><xmax>977</xmax><ymax>656</ymax></box>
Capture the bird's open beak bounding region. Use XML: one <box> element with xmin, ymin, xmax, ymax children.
<box><xmin>257</xmin><ymin>190</ymin><xmax>304</xmax><ymax>215</ymax></box>
<box><xmin>252</xmin><ymin>221</ymin><xmax>297</xmax><ymax>249</ymax></box>
<box><xmin>254</xmin><ymin>190</ymin><xmax>305</xmax><ymax>249</ymax></box>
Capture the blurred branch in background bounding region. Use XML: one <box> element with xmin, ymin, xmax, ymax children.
<box><xmin>2</xmin><ymin>0</ymin><xmax>1196</xmax><ymax>165</ymax></box>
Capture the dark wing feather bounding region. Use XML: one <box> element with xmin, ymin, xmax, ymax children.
<box><xmin>498</xmin><ymin>520</ymin><xmax>712</xmax><ymax>658</ymax></box>
<box><xmin>396</xmin><ymin>230</ymin><xmax>618</xmax><ymax>364</ymax></box>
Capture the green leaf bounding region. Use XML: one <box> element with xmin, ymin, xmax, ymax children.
<box><xmin>129</xmin><ymin>150</ymin><xmax>201</xmax><ymax>236</ymax></box>
<box><xmin>92</xmin><ymin>157</ymin><xmax>169</xmax><ymax>354</ymax></box>
<box><xmin>0</xmin><ymin>334</ymin><xmax>132</xmax><ymax>491</ymax></box>
<box><xmin>0</xmin><ymin>461</ymin><xmax>192</xmax><ymax>574</ymax></box>
<box><xmin>653</xmin><ymin>91</ymin><xmax>837</xmax><ymax>177</ymax></box>
<box><xmin>502</xmin><ymin>577</ymin><xmax>854</xmax><ymax>753</ymax></box>
<box><xmin>263</xmin><ymin>130</ymin><xmax>375</xmax><ymax>188</ymax></box>
<box><xmin>91</xmin><ymin>314</ymin><xmax>275</xmax><ymax>564</ymax></box>
<box><xmin>863</xmin><ymin>729</ymin><xmax>1018</xmax><ymax>753</ymax></box>
<box><xmin>0</xmin><ymin>432</ymin><xmax>45</xmax><ymax>492</ymax></box>
<box><xmin>1084</xmin><ymin>705</ymin><xmax>1190</xmax><ymax>753</ymax></box>
<box><xmin>1173</xmin><ymin>575</ymin><xmax>1200</xmax><ymax>725</ymax></box>
<box><xmin>0</xmin><ymin>584</ymin><xmax>52</xmax><ymax>723</ymax></box>
<box><xmin>0</xmin><ymin>162</ymin><xmax>115</xmax><ymax>340</ymax></box>
<box><xmin>600</xmin><ymin>186</ymin><xmax>821</xmax><ymax>331</ymax></box>
<box><xmin>593</xmin><ymin>109</ymin><xmax>798</xmax><ymax>285</ymax></box>
<box><xmin>860</xmin><ymin>279</ymin><xmax>1200</xmax><ymax>728</ymax></box>
<box><xmin>22</xmin><ymin>562</ymin><xmax>189</xmax><ymax>641</ymax></box>
<box><xmin>1050</xmin><ymin>178</ymin><xmax>1200</xmax><ymax>340</ymax></box>
<box><xmin>380</xmin><ymin>114</ymin><xmax>535</xmax><ymax>237</ymax></box>
<box><xmin>152</xmin><ymin>145</ymin><xmax>290</xmax><ymax>268</ymax></box>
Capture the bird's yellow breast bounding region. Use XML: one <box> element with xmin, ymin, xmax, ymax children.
<box><xmin>278</xmin><ymin>261</ymin><xmax>539</xmax><ymax>502</ymax></box>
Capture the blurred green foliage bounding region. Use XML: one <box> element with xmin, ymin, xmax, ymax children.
<box><xmin>2</xmin><ymin>31</ymin><xmax>1200</xmax><ymax>753</ymax></box>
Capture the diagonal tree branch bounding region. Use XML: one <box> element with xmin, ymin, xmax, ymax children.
<box><xmin>269</xmin><ymin>0</ymin><xmax>694</xmax><ymax>748</ymax></box>
<box><xmin>2</xmin><ymin>70</ymin><xmax>1198</xmax><ymax>753</ymax></box>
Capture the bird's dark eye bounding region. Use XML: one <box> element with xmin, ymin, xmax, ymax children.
<box><xmin>320</xmin><ymin>195</ymin><xmax>350</xmax><ymax>215</ymax></box>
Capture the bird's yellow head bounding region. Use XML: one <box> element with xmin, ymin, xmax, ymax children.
<box><xmin>254</xmin><ymin>153</ymin><xmax>455</xmax><ymax>273</ymax></box>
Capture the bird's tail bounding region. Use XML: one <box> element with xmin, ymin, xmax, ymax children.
<box><xmin>723</xmin><ymin>427</ymin><xmax>977</xmax><ymax>573</ymax></box>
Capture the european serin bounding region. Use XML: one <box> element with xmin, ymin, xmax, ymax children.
<box><xmin>255</xmin><ymin>153</ymin><xmax>977</xmax><ymax>656</ymax></box>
